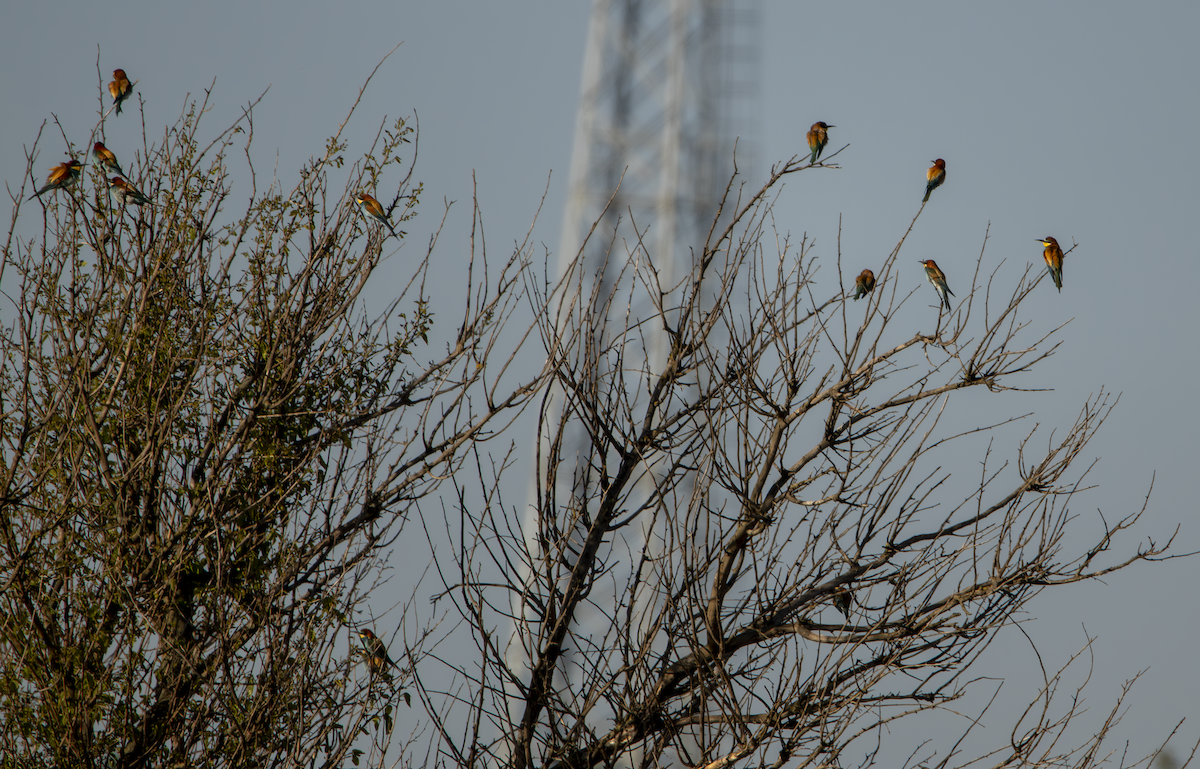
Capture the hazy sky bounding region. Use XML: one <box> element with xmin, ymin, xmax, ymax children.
<box><xmin>3</xmin><ymin>0</ymin><xmax>1198</xmax><ymax>762</ymax></box>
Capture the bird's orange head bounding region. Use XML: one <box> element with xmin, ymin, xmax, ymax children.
<box><xmin>812</xmin><ymin>121</ymin><xmax>834</xmax><ymax>130</ymax></box>
<box><xmin>113</xmin><ymin>69</ymin><xmax>127</xmax><ymax>79</ymax></box>
<box><xmin>1037</xmin><ymin>236</ymin><xmax>1059</xmax><ymax>247</ymax></box>
<box><xmin>919</xmin><ymin>259</ymin><xmax>938</xmax><ymax>269</ymax></box>
<box><xmin>859</xmin><ymin>269</ymin><xmax>874</xmax><ymax>280</ymax></box>
<box><xmin>930</xmin><ymin>159</ymin><xmax>945</xmax><ymax>169</ymax></box>
<box><xmin>93</xmin><ymin>142</ymin><xmax>106</xmax><ymax>153</ymax></box>
<box><xmin>359</xmin><ymin>628</ymin><xmax>377</xmax><ymax>641</ymax></box>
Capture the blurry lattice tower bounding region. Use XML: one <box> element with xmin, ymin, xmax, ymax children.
<box><xmin>510</xmin><ymin>0</ymin><xmax>762</xmax><ymax>763</ymax></box>
<box><xmin>560</xmin><ymin>0</ymin><xmax>761</xmax><ymax>287</ymax></box>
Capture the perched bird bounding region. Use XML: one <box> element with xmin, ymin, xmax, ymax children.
<box><xmin>358</xmin><ymin>628</ymin><xmax>397</xmax><ymax>674</ymax></box>
<box><xmin>853</xmin><ymin>269</ymin><xmax>876</xmax><ymax>301</ymax></box>
<box><xmin>92</xmin><ymin>142</ymin><xmax>125</xmax><ymax>177</ymax></box>
<box><xmin>108</xmin><ymin>176</ymin><xmax>150</xmax><ymax>207</ymax></box>
<box><xmin>832</xmin><ymin>588</ymin><xmax>854</xmax><ymax>621</ymax></box>
<box><xmin>923</xmin><ymin>158</ymin><xmax>946</xmax><ymax>203</ymax></box>
<box><xmin>806</xmin><ymin>121</ymin><xmax>835</xmax><ymax>164</ymax></box>
<box><xmin>355</xmin><ymin>192</ymin><xmax>399</xmax><ymax>237</ymax></box>
<box><xmin>30</xmin><ymin>159</ymin><xmax>82</xmax><ymax>199</ymax></box>
<box><xmin>1038</xmin><ymin>236</ymin><xmax>1064</xmax><ymax>292</ymax></box>
<box><xmin>109</xmin><ymin>69</ymin><xmax>132</xmax><ymax>114</ymax></box>
<box><xmin>919</xmin><ymin>259</ymin><xmax>954</xmax><ymax>311</ymax></box>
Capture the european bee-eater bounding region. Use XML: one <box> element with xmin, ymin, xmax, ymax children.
<box><xmin>923</xmin><ymin>159</ymin><xmax>946</xmax><ymax>203</ymax></box>
<box><xmin>919</xmin><ymin>259</ymin><xmax>954</xmax><ymax>311</ymax></box>
<box><xmin>109</xmin><ymin>69</ymin><xmax>132</xmax><ymax>114</ymax></box>
<box><xmin>807</xmin><ymin>121</ymin><xmax>834</xmax><ymax>164</ymax></box>
<box><xmin>92</xmin><ymin>142</ymin><xmax>125</xmax><ymax>177</ymax></box>
<box><xmin>358</xmin><ymin>628</ymin><xmax>397</xmax><ymax>674</ymax></box>
<box><xmin>30</xmin><ymin>159</ymin><xmax>82</xmax><ymax>199</ymax></box>
<box><xmin>109</xmin><ymin>176</ymin><xmax>150</xmax><ymax>207</ymax></box>
<box><xmin>1038</xmin><ymin>236</ymin><xmax>1064</xmax><ymax>292</ymax></box>
<box><xmin>355</xmin><ymin>192</ymin><xmax>399</xmax><ymax>237</ymax></box>
<box><xmin>853</xmin><ymin>269</ymin><xmax>875</xmax><ymax>301</ymax></box>
<box><xmin>833</xmin><ymin>588</ymin><xmax>854</xmax><ymax>620</ymax></box>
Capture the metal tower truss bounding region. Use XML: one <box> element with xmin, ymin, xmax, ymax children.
<box><xmin>559</xmin><ymin>0</ymin><xmax>761</xmax><ymax>292</ymax></box>
<box><xmin>508</xmin><ymin>2</ymin><xmax>761</xmax><ymax>762</ymax></box>
<box><xmin>529</xmin><ymin>0</ymin><xmax>762</xmax><ymax>609</ymax></box>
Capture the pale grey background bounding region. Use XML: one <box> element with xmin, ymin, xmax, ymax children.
<box><xmin>3</xmin><ymin>1</ymin><xmax>1196</xmax><ymax>761</ymax></box>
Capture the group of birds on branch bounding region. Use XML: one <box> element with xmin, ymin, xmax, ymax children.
<box><xmin>28</xmin><ymin>69</ymin><xmax>404</xmax><ymax>241</ymax></box>
<box><xmin>806</xmin><ymin>122</ymin><xmax>1070</xmax><ymax>313</ymax></box>
<box><xmin>27</xmin><ymin>66</ymin><xmax>407</xmax><ymax>678</ymax></box>
<box><xmin>29</xmin><ymin>70</ymin><xmax>146</xmax><ymax>206</ymax></box>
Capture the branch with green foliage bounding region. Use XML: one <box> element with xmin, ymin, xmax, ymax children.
<box><xmin>0</xmin><ymin>61</ymin><xmax>554</xmax><ymax>768</ymax></box>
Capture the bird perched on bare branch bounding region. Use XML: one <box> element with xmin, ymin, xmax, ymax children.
<box><xmin>807</xmin><ymin>121</ymin><xmax>835</xmax><ymax>164</ymax></box>
<box><xmin>109</xmin><ymin>176</ymin><xmax>150</xmax><ymax>207</ymax></box>
<box><xmin>355</xmin><ymin>192</ymin><xmax>402</xmax><ymax>238</ymax></box>
<box><xmin>1038</xmin><ymin>236</ymin><xmax>1064</xmax><ymax>292</ymax></box>
<box><xmin>358</xmin><ymin>628</ymin><xmax>398</xmax><ymax>674</ymax></box>
<box><xmin>109</xmin><ymin>69</ymin><xmax>132</xmax><ymax>114</ymax></box>
<box><xmin>923</xmin><ymin>158</ymin><xmax>946</xmax><ymax>202</ymax></box>
<box><xmin>919</xmin><ymin>259</ymin><xmax>954</xmax><ymax>311</ymax></box>
<box><xmin>30</xmin><ymin>159</ymin><xmax>82</xmax><ymax>199</ymax></box>
<box><xmin>93</xmin><ymin>142</ymin><xmax>125</xmax><ymax>177</ymax></box>
<box><xmin>854</xmin><ymin>269</ymin><xmax>875</xmax><ymax>301</ymax></box>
